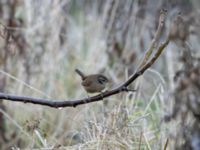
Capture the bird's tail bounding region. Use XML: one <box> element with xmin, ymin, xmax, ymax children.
<box><xmin>75</xmin><ymin>69</ymin><xmax>86</xmax><ymax>80</ymax></box>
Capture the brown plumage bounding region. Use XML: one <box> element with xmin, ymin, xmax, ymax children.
<box><xmin>75</xmin><ymin>69</ymin><xmax>109</xmax><ymax>93</ymax></box>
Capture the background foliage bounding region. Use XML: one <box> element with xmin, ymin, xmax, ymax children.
<box><xmin>0</xmin><ymin>0</ymin><xmax>200</xmax><ymax>149</ymax></box>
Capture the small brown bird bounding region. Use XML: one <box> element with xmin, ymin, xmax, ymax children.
<box><xmin>75</xmin><ymin>69</ymin><xmax>109</xmax><ymax>93</ymax></box>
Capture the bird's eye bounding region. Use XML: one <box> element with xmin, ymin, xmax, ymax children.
<box><xmin>98</xmin><ymin>76</ymin><xmax>108</xmax><ymax>84</ymax></box>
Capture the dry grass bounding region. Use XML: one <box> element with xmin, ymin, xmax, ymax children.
<box><xmin>0</xmin><ymin>0</ymin><xmax>199</xmax><ymax>149</ymax></box>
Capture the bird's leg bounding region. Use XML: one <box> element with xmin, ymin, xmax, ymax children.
<box><xmin>83</xmin><ymin>92</ymin><xmax>91</xmax><ymax>104</ymax></box>
<box><xmin>86</xmin><ymin>92</ymin><xmax>90</xmax><ymax>99</ymax></box>
<box><xmin>100</xmin><ymin>92</ymin><xmax>104</xmax><ymax>100</ymax></box>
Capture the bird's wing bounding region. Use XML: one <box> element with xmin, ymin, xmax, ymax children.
<box><xmin>82</xmin><ymin>79</ymin><xmax>92</xmax><ymax>87</ymax></box>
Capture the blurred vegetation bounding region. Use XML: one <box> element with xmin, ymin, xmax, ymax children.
<box><xmin>0</xmin><ymin>0</ymin><xmax>199</xmax><ymax>149</ymax></box>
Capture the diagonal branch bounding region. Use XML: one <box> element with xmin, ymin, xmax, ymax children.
<box><xmin>139</xmin><ymin>9</ymin><xmax>167</xmax><ymax>69</ymax></box>
<box><xmin>0</xmin><ymin>10</ymin><xmax>170</xmax><ymax>108</ymax></box>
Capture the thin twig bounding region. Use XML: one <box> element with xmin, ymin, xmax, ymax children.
<box><xmin>138</xmin><ymin>131</ymin><xmax>143</xmax><ymax>150</ymax></box>
<box><xmin>139</xmin><ymin>9</ymin><xmax>167</xmax><ymax>69</ymax></box>
<box><xmin>163</xmin><ymin>138</ymin><xmax>169</xmax><ymax>150</ymax></box>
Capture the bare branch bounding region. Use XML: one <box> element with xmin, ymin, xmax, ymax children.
<box><xmin>0</xmin><ymin>10</ymin><xmax>170</xmax><ymax>108</ymax></box>
<box><xmin>139</xmin><ymin>9</ymin><xmax>167</xmax><ymax>69</ymax></box>
<box><xmin>164</xmin><ymin>138</ymin><xmax>169</xmax><ymax>150</ymax></box>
